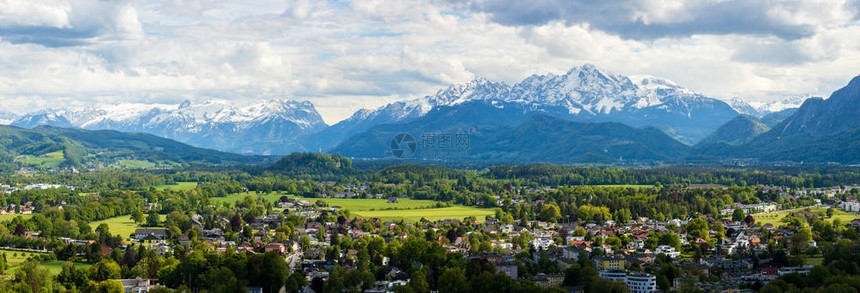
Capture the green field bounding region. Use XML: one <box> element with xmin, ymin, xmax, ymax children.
<box><xmin>213</xmin><ymin>192</ymin><xmax>287</xmax><ymax>205</ymax></box>
<box><xmin>0</xmin><ymin>214</ymin><xmax>33</xmax><ymax>222</ymax></box>
<box><xmin>1</xmin><ymin>249</ymin><xmax>92</xmax><ymax>276</ymax></box>
<box><xmin>118</xmin><ymin>160</ymin><xmax>157</xmax><ymax>169</ymax></box>
<box><xmin>589</xmin><ymin>185</ymin><xmax>654</xmax><ymax>189</ymax></box>
<box><xmin>155</xmin><ymin>182</ymin><xmax>198</xmax><ymax>191</ymax></box>
<box><xmin>17</xmin><ymin>151</ymin><xmax>65</xmax><ymax>168</ymax></box>
<box><xmin>217</xmin><ymin>193</ymin><xmax>443</xmax><ymax>210</ymax></box>
<box><xmin>216</xmin><ymin>192</ymin><xmax>492</xmax><ymax>222</ymax></box>
<box><xmin>754</xmin><ymin>207</ymin><xmax>860</xmax><ymax>227</ymax></box>
<box><xmin>1</xmin><ymin>249</ymin><xmax>44</xmax><ymax>269</ymax></box>
<box><xmin>89</xmin><ymin>215</ymin><xmax>164</xmax><ymax>238</ymax></box>
<box><xmin>352</xmin><ymin>206</ymin><xmax>495</xmax><ymax>222</ymax></box>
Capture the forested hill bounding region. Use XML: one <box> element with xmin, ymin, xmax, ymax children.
<box><xmin>264</xmin><ymin>153</ymin><xmax>355</xmax><ymax>178</ymax></box>
<box><xmin>0</xmin><ymin>125</ymin><xmax>263</xmax><ymax>171</ymax></box>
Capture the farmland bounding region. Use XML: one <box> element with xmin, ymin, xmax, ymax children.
<box><xmin>0</xmin><ymin>249</ymin><xmax>91</xmax><ymax>276</ymax></box>
<box><xmin>155</xmin><ymin>182</ymin><xmax>198</xmax><ymax>191</ymax></box>
<box><xmin>214</xmin><ymin>192</ymin><xmax>493</xmax><ymax>222</ymax></box>
<box><xmin>17</xmin><ymin>151</ymin><xmax>65</xmax><ymax>168</ymax></box>
<box><xmin>89</xmin><ymin>214</ymin><xmax>165</xmax><ymax>239</ymax></box>
<box><xmin>352</xmin><ymin>206</ymin><xmax>496</xmax><ymax>222</ymax></box>
<box><xmin>754</xmin><ymin>207</ymin><xmax>860</xmax><ymax>227</ymax></box>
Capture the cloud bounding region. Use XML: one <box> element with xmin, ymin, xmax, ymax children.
<box><xmin>0</xmin><ymin>0</ymin><xmax>142</xmax><ymax>47</ymax></box>
<box><xmin>0</xmin><ymin>0</ymin><xmax>858</xmax><ymax>124</ymax></box>
<box><xmin>448</xmin><ymin>0</ymin><xmax>828</xmax><ymax>40</ymax></box>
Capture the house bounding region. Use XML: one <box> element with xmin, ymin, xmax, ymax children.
<box><xmin>496</xmin><ymin>261</ymin><xmax>518</xmax><ymax>280</ymax></box>
<box><xmin>532</xmin><ymin>273</ymin><xmax>564</xmax><ymax>288</ymax></box>
<box><xmin>117</xmin><ymin>278</ymin><xmax>160</xmax><ymax>293</ymax></box>
<box><xmin>840</xmin><ymin>200</ymin><xmax>860</xmax><ymax>213</ymax></box>
<box><xmin>599</xmin><ymin>270</ymin><xmax>658</xmax><ymax>293</ymax></box>
<box><xmin>654</xmin><ymin>245</ymin><xmax>680</xmax><ymax>258</ymax></box>
<box><xmin>594</xmin><ymin>256</ymin><xmax>626</xmax><ymax>270</ymax></box>
<box><xmin>134</xmin><ymin>228</ymin><xmax>168</xmax><ymax>241</ymax></box>
<box><xmin>265</xmin><ymin>243</ymin><xmax>286</xmax><ymax>255</ymax></box>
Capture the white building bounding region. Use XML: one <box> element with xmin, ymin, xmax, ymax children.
<box><xmin>600</xmin><ymin>270</ymin><xmax>658</xmax><ymax>293</ymax></box>
<box><xmin>655</xmin><ymin>245</ymin><xmax>680</xmax><ymax>258</ymax></box>
<box><xmin>529</xmin><ymin>237</ymin><xmax>553</xmax><ymax>250</ymax></box>
<box><xmin>840</xmin><ymin>201</ymin><xmax>860</xmax><ymax>213</ymax></box>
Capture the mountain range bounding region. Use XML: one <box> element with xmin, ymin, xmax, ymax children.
<box><xmin>9</xmin><ymin>100</ymin><xmax>326</xmax><ymax>155</ymax></box>
<box><xmin>7</xmin><ymin>64</ymin><xmax>857</xmax><ymax>165</ymax></box>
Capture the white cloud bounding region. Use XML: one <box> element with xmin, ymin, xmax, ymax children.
<box><xmin>0</xmin><ymin>0</ymin><xmax>858</xmax><ymax>124</ymax></box>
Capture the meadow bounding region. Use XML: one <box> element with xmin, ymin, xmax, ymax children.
<box><xmin>155</xmin><ymin>182</ymin><xmax>198</xmax><ymax>191</ymax></box>
<box><xmin>352</xmin><ymin>206</ymin><xmax>495</xmax><ymax>222</ymax></box>
<box><xmin>215</xmin><ymin>192</ymin><xmax>493</xmax><ymax>222</ymax></box>
<box><xmin>0</xmin><ymin>214</ymin><xmax>33</xmax><ymax>222</ymax></box>
<box><xmin>0</xmin><ymin>249</ymin><xmax>90</xmax><ymax>276</ymax></box>
<box><xmin>17</xmin><ymin>151</ymin><xmax>65</xmax><ymax>168</ymax></box>
<box><xmin>89</xmin><ymin>214</ymin><xmax>165</xmax><ymax>239</ymax></box>
<box><xmin>754</xmin><ymin>207</ymin><xmax>860</xmax><ymax>227</ymax></box>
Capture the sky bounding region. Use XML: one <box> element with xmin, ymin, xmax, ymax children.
<box><xmin>0</xmin><ymin>0</ymin><xmax>858</xmax><ymax>124</ymax></box>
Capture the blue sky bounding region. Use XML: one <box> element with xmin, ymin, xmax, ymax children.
<box><xmin>0</xmin><ymin>0</ymin><xmax>858</xmax><ymax>123</ymax></box>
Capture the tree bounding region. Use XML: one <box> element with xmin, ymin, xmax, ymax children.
<box><xmin>791</xmin><ymin>228</ymin><xmax>813</xmax><ymax>254</ymax></box>
<box><xmin>408</xmin><ymin>270</ymin><xmax>430</xmax><ymax>293</ymax></box>
<box><xmin>59</xmin><ymin>261</ymin><xmax>90</xmax><ymax>289</ymax></box>
<box><xmin>732</xmin><ymin>208</ymin><xmax>745</xmax><ymax>222</ymax></box>
<box><xmin>146</xmin><ymin>210</ymin><xmax>161</xmax><ymax>227</ymax></box>
<box><xmin>438</xmin><ymin>268</ymin><xmax>468</xmax><ymax>293</ymax></box>
<box><xmin>132</xmin><ymin>209</ymin><xmax>145</xmax><ymax>224</ymax></box>
<box><xmin>743</xmin><ymin>215</ymin><xmax>755</xmax><ymax>226</ymax></box>
<box><xmin>539</xmin><ymin>204</ymin><xmax>562</xmax><ymax>222</ymax></box>
<box><xmin>685</xmin><ymin>218</ymin><xmax>709</xmax><ymax>240</ymax></box>
<box><xmin>16</xmin><ymin>261</ymin><xmax>53</xmax><ymax>293</ymax></box>
<box><xmin>247</xmin><ymin>252</ymin><xmax>288</xmax><ymax>293</ymax></box>
<box><xmin>202</xmin><ymin>267</ymin><xmax>247</xmax><ymax>293</ymax></box>
<box><xmin>84</xmin><ymin>280</ymin><xmax>125</xmax><ymax>293</ymax></box>
<box><xmin>89</xmin><ymin>259</ymin><xmax>121</xmax><ymax>281</ymax></box>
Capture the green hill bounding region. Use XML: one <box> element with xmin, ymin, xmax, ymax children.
<box><xmin>698</xmin><ymin>115</ymin><xmax>769</xmax><ymax>146</ymax></box>
<box><xmin>267</xmin><ymin>152</ymin><xmax>355</xmax><ymax>177</ymax></box>
<box><xmin>0</xmin><ymin>125</ymin><xmax>260</xmax><ymax>171</ymax></box>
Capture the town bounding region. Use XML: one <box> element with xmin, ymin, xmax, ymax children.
<box><xmin>0</xmin><ymin>160</ymin><xmax>858</xmax><ymax>293</ymax></box>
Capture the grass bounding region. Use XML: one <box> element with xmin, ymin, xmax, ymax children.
<box><xmin>155</xmin><ymin>182</ymin><xmax>198</xmax><ymax>191</ymax></box>
<box><xmin>352</xmin><ymin>206</ymin><xmax>495</xmax><ymax>222</ymax></box>
<box><xmin>216</xmin><ymin>192</ymin><xmax>443</xmax><ymax>210</ymax></box>
<box><xmin>588</xmin><ymin>185</ymin><xmax>654</xmax><ymax>189</ymax></box>
<box><xmin>40</xmin><ymin>261</ymin><xmax>91</xmax><ymax>275</ymax></box>
<box><xmin>213</xmin><ymin>192</ymin><xmax>287</xmax><ymax>205</ymax></box>
<box><xmin>754</xmin><ymin>207</ymin><xmax>860</xmax><ymax>227</ymax></box>
<box><xmin>0</xmin><ymin>214</ymin><xmax>33</xmax><ymax>222</ymax></box>
<box><xmin>1</xmin><ymin>249</ymin><xmax>44</xmax><ymax>268</ymax></box>
<box><xmin>89</xmin><ymin>215</ymin><xmax>164</xmax><ymax>239</ymax></box>
<box><xmin>216</xmin><ymin>192</ymin><xmax>494</xmax><ymax>222</ymax></box>
<box><xmin>17</xmin><ymin>151</ymin><xmax>65</xmax><ymax>168</ymax></box>
<box><xmin>0</xmin><ymin>250</ymin><xmax>91</xmax><ymax>276</ymax></box>
<box><xmin>118</xmin><ymin>160</ymin><xmax>157</xmax><ymax>169</ymax></box>
<box><xmin>807</xmin><ymin>257</ymin><xmax>824</xmax><ymax>266</ymax></box>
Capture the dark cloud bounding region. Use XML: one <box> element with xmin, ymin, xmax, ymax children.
<box><xmin>450</xmin><ymin>0</ymin><xmax>816</xmax><ymax>40</ymax></box>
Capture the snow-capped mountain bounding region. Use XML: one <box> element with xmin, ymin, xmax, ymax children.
<box><xmin>11</xmin><ymin>99</ymin><xmax>327</xmax><ymax>155</ymax></box>
<box><xmin>724</xmin><ymin>96</ymin><xmax>810</xmax><ymax>117</ymax></box>
<box><xmin>726</xmin><ymin>97</ymin><xmax>763</xmax><ymax>117</ymax></box>
<box><xmin>748</xmin><ymin>97</ymin><xmax>810</xmax><ymax>114</ymax></box>
<box><xmin>314</xmin><ymin>64</ymin><xmax>740</xmax><ymax>149</ymax></box>
<box><xmin>0</xmin><ymin>112</ymin><xmax>20</xmax><ymax>125</ymax></box>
